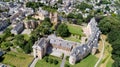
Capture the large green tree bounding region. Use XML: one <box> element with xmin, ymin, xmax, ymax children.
<box><xmin>57</xmin><ymin>23</ymin><xmax>70</xmax><ymax>37</ymax></box>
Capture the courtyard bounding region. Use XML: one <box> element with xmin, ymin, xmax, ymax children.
<box><xmin>64</xmin><ymin>24</ymin><xmax>84</xmax><ymax>42</ymax></box>
<box><xmin>35</xmin><ymin>55</ymin><xmax>62</xmax><ymax>67</ymax></box>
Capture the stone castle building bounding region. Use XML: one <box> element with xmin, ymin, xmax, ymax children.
<box><xmin>32</xmin><ymin>17</ymin><xmax>101</xmax><ymax>65</ymax></box>
<box><xmin>69</xmin><ymin>18</ymin><xmax>101</xmax><ymax>65</ymax></box>
<box><xmin>32</xmin><ymin>38</ymin><xmax>49</xmax><ymax>59</ymax></box>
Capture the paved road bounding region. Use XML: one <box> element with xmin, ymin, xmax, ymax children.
<box><xmin>30</xmin><ymin>58</ymin><xmax>39</xmax><ymax>67</ymax></box>
<box><xmin>60</xmin><ymin>55</ymin><xmax>66</xmax><ymax>67</ymax></box>
<box><xmin>94</xmin><ymin>36</ymin><xmax>105</xmax><ymax>67</ymax></box>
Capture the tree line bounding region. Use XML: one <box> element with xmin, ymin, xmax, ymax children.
<box><xmin>98</xmin><ymin>15</ymin><xmax>120</xmax><ymax>67</ymax></box>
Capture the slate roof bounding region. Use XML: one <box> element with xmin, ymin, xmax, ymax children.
<box><xmin>48</xmin><ymin>35</ymin><xmax>78</xmax><ymax>50</ymax></box>
<box><xmin>33</xmin><ymin>38</ymin><xmax>48</xmax><ymax>50</ymax></box>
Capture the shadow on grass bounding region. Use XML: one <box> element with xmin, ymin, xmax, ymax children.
<box><xmin>75</xmin><ymin>53</ymin><xmax>91</xmax><ymax>64</ymax></box>
<box><xmin>0</xmin><ymin>57</ymin><xmax>4</xmax><ymax>62</ymax></box>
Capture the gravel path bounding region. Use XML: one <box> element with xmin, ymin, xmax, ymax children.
<box><xmin>29</xmin><ymin>58</ymin><xmax>39</xmax><ymax>67</ymax></box>
<box><xmin>94</xmin><ymin>36</ymin><xmax>105</xmax><ymax>67</ymax></box>
<box><xmin>60</xmin><ymin>55</ymin><xmax>66</xmax><ymax>67</ymax></box>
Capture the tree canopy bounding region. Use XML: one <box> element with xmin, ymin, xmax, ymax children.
<box><xmin>57</xmin><ymin>23</ymin><xmax>70</xmax><ymax>37</ymax></box>
<box><xmin>75</xmin><ymin>2</ymin><xmax>93</xmax><ymax>10</ymax></box>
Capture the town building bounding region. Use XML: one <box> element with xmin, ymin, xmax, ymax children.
<box><xmin>0</xmin><ymin>20</ymin><xmax>10</xmax><ymax>31</ymax></box>
<box><xmin>11</xmin><ymin>22</ymin><xmax>24</xmax><ymax>35</ymax></box>
<box><xmin>24</xmin><ymin>20</ymin><xmax>37</xmax><ymax>29</ymax></box>
<box><xmin>33</xmin><ymin>7</ymin><xmax>49</xmax><ymax>20</ymax></box>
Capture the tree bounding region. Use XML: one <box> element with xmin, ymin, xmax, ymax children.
<box><xmin>24</xmin><ymin>44</ymin><xmax>31</xmax><ymax>54</ymax></box>
<box><xmin>44</xmin><ymin>17</ymin><xmax>51</xmax><ymax>22</ymax></box>
<box><xmin>48</xmin><ymin>58</ymin><xmax>53</xmax><ymax>64</ymax></box>
<box><xmin>98</xmin><ymin>16</ymin><xmax>120</xmax><ymax>34</ymax></box>
<box><xmin>57</xmin><ymin>23</ymin><xmax>70</xmax><ymax>37</ymax></box>
<box><xmin>40</xmin><ymin>21</ymin><xmax>52</xmax><ymax>35</ymax></box>
<box><xmin>65</xmin><ymin>64</ymin><xmax>70</xmax><ymax>67</ymax></box>
<box><xmin>0</xmin><ymin>41</ymin><xmax>12</xmax><ymax>51</ymax></box>
<box><xmin>58</xmin><ymin>0</ymin><xmax>62</xmax><ymax>4</ymax></box>
<box><xmin>75</xmin><ymin>2</ymin><xmax>93</xmax><ymax>10</ymax></box>
<box><xmin>44</xmin><ymin>57</ymin><xmax>49</xmax><ymax>62</ymax></box>
<box><xmin>53</xmin><ymin>60</ymin><xmax>58</xmax><ymax>65</ymax></box>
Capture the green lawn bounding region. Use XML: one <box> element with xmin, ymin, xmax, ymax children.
<box><xmin>64</xmin><ymin>35</ymin><xmax>81</xmax><ymax>42</ymax></box>
<box><xmin>2</xmin><ymin>51</ymin><xmax>33</xmax><ymax>67</ymax></box>
<box><xmin>35</xmin><ymin>55</ymin><xmax>61</xmax><ymax>67</ymax></box>
<box><xmin>67</xmin><ymin>24</ymin><xmax>83</xmax><ymax>36</ymax></box>
<box><xmin>106</xmin><ymin>58</ymin><xmax>114</xmax><ymax>67</ymax></box>
<box><xmin>66</xmin><ymin>55</ymin><xmax>98</xmax><ymax>67</ymax></box>
<box><xmin>23</xmin><ymin>34</ymin><xmax>30</xmax><ymax>40</ymax></box>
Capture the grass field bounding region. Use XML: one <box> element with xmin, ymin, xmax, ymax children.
<box><xmin>2</xmin><ymin>51</ymin><xmax>33</xmax><ymax>67</ymax></box>
<box><xmin>66</xmin><ymin>55</ymin><xmax>98</xmax><ymax>67</ymax></box>
<box><xmin>64</xmin><ymin>35</ymin><xmax>81</xmax><ymax>42</ymax></box>
<box><xmin>23</xmin><ymin>34</ymin><xmax>30</xmax><ymax>40</ymax></box>
<box><xmin>67</xmin><ymin>24</ymin><xmax>83</xmax><ymax>36</ymax></box>
<box><xmin>35</xmin><ymin>55</ymin><xmax>61</xmax><ymax>67</ymax></box>
<box><xmin>106</xmin><ymin>57</ymin><xmax>114</xmax><ymax>67</ymax></box>
<box><xmin>64</xmin><ymin>24</ymin><xmax>83</xmax><ymax>42</ymax></box>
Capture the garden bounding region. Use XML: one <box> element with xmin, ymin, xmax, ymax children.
<box><xmin>35</xmin><ymin>55</ymin><xmax>61</xmax><ymax>67</ymax></box>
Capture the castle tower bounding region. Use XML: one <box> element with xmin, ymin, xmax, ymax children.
<box><xmin>32</xmin><ymin>38</ymin><xmax>49</xmax><ymax>59</ymax></box>
<box><xmin>69</xmin><ymin>56</ymin><xmax>76</xmax><ymax>65</ymax></box>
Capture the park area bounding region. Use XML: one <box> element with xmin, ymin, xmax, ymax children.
<box><xmin>35</xmin><ymin>55</ymin><xmax>62</xmax><ymax>67</ymax></box>
<box><xmin>1</xmin><ymin>51</ymin><xmax>33</xmax><ymax>67</ymax></box>
<box><xmin>64</xmin><ymin>24</ymin><xmax>83</xmax><ymax>42</ymax></box>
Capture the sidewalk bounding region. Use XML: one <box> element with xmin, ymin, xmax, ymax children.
<box><xmin>29</xmin><ymin>58</ymin><xmax>39</xmax><ymax>67</ymax></box>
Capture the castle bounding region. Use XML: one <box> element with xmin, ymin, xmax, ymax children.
<box><xmin>32</xmin><ymin>17</ymin><xmax>101</xmax><ymax>65</ymax></box>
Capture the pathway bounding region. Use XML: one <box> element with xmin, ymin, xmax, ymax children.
<box><xmin>29</xmin><ymin>58</ymin><xmax>39</xmax><ymax>67</ymax></box>
<box><xmin>94</xmin><ymin>36</ymin><xmax>105</xmax><ymax>67</ymax></box>
<box><xmin>60</xmin><ymin>55</ymin><xmax>66</xmax><ymax>67</ymax></box>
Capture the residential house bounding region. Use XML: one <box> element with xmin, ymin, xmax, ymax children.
<box><xmin>11</xmin><ymin>22</ymin><xmax>24</xmax><ymax>35</ymax></box>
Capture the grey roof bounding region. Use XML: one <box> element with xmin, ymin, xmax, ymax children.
<box><xmin>12</xmin><ymin>23</ymin><xmax>23</xmax><ymax>31</ymax></box>
<box><xmin>33</xmin><ymin>38</ymin><xmax>48</xmax><ymax>50</ymax></box>
<box><xmin>48</xmin><ymin>35</ymin><xmax>77</xmax><ymax>50</ymax></box>
<box><xmin>0</xmin><ymin>51</ymin><xmax>3</xmax><ymax>56</ymax></box>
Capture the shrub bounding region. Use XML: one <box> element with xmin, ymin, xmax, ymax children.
<box><xmin>66</xmin><ymin>56</ymin><xmax>69</xmax><ymax>61</ymax></box>
<box><xmin>49</xmin><ymin>58</ymin><xmax>53</xmax><ymax>64</ymax></box>
<box><xmin>44</xmin><ymin>57</ymin><xmax>49</xmax><ymax>62</ymax></box>
<box><xmin>65</xmin><ymin>64</ymin><xmax>70</xmax><ymax>67</ymax></box>
<box><xmin>61</xmin><ymin>53</ymin><xmax>64</xmax><ymax>59</ymax></box>
<box><xmin>53</xmin><ymin>60</ymin><xmax>58</xmax><ymax>65</ymax></box>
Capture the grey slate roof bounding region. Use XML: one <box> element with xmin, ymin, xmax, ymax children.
<box><xmin>48</xmin><ymin>35</ymin><xmax>78</xmax><ymax>50</ymax></box>
<box><xmin>33</xmin><ymin>38</ymin><xmax>48</xmax><ymax>50</ymax></box>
